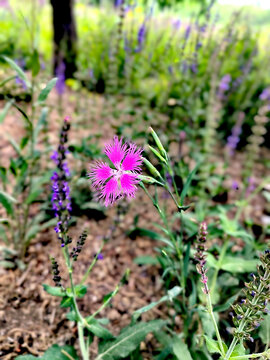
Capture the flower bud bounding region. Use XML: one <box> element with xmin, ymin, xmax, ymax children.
<box><xmin>142</xmin><ymin>157</ymin><xmax>162</xmax><ymax>180</ymax></box>
<box><xmin>149</xmin><ymin>127</ymin><xmax>167</xmax><ymax>159</ymax></box>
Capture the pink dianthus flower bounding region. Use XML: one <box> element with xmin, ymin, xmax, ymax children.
<box><xmin>89</xmin><ymin>136</ymin><xmax>143</xmax><ymax>206</ymax></box>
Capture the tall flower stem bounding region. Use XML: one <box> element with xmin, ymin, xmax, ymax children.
<box><xmin>206</xmin><ymin>291</ymin><xmax>225</xmax><ymax>357</ymax></box>
<box><xmin>78</xmin><ymin>322</ymin><xmax>89</xmax><ymax>360</ymax></box>
<box><xmin>62</xmin><ymin>245</ymin><xmax>89</xmax><ymax>360</ymax></box>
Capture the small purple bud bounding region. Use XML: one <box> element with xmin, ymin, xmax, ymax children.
<box><xmin>97</xmin><ymin>253</ymin><xmax>104</xmax><ymax>260</ymax></box>
<box><xmin>232</xmin><ymin>181</ymin><xmax>239</xmax><ymax>190</ymax></box>
<box><xmin>251</xmin><ymin>291</ymin><xmax>256</xmax><ymax>297</ymax></box>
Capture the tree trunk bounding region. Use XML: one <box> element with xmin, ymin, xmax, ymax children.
<box><xmin>50</xmin><ymin>0</ymin><xmax>77</xmax><ymax>79</ymax></box>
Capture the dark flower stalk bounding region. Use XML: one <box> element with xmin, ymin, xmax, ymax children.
<box><xmin>70</xmin><ymin>230</ymin><xmax>88</xmax><ymax>261</ymax></box>
<box><xmin>225</xmin><ymin>249</ymin><xmax>270</xmax><ymax>359</ymax></box>
<box><xmin>51</xmin><ymin>117</ymin><xmax>72</xmax><ymax>247</ymax></box>
<box><xmin>194</xmin><ymin>222</ymin><xmax>225</xmax><ymax>357</ymax></box>
<box><xmin>195</xmin><ymin>222</ymin><xmax>209</xmax><ymax>295</ymax></box>
<box><xmin>51</xmin><ymin>257</ymin><xmax>62</xmax><ymax>287</ymax></box>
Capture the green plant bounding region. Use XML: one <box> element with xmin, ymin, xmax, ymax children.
<box><xmin>0</xmin><ymin>56</ymin><xmax>57</xmax><ymax>262</ymax></box>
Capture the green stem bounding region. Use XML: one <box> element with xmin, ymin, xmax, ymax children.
<box><xmin>165</xmin><ymin>183</ymin><xmax>180</xmax><ymax>209</ymax></box>
<box><xmin>86</xmin><ymin>285</ymin><xmax>119</xmax><ymax>323</ymax></box>
<box><xmin>206</xmin><ymin>291</ymin><xmax>225</xmax><ymax>357</ymax></box>
<box><xmin>80</xmin><ymin>241</ymin><xmax>105</xmax><ymax>286</ymax></box>
<box><xmin>62</xmin><ymin>246</ymin><xmax>89</xmax><ymax>360</ymax></box>
<box><xmin>78</xmin><ymin>322</ymin><xmax>89</xmax><ymax>360</ymax></box>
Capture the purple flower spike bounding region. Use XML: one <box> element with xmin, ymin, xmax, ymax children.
<box><xmin>260</xmin><ymin>87</ymin><xmax>270</xmax><ymax>101</ymax></box>
<box><xmin>184</xmin><ymin>25</ymin><xmax>191</xmax><ymax>40</ymax></box>
<box><xmin>89</xmin><ymin>136</ymin><xmax>143</xmax><ymax>206</ymax></box>
<box><xmin>135</xmin><ymin>23</ymin><xmax>146</xmax><ymax>52</ymax></box>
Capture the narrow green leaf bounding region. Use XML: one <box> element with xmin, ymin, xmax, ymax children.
<box><xmin>20</xmin><ymin>136</ymin><xmax>29</xmax><ymax>149</ymax></box>
<box><xmin>33</xmin><ymin>107</ymin><xmax>48</xmax><ymax>144</ymax></box>
<box><xmin>60</xmin><ymin>296</ymin><xmax>73</xmax><ymax>308</ymax></box>
<box><xmin>0</xmin><ymin>166</ymin><xmax>7</xmax><ymax>184</ymax></box>
<box><xmin>43</xmin><ymin>284</ymin><xmax>65</xmax><ymax>297</ymax></box>
<box><xmin>0</xmin><ymin>190</ymin><xmax>16</xmax><ymax>215</ymax></box>
<box><xmin>97</xmin><ymin>320</ymin><xmax>166</xmax><ymax>360</ymax></box>
<box><xmin>133</xmin><ymin>256</ymin><xmax>159</xmax><ymax>265</ymax></box>
<box><xmin>2</xmin><ymin>55</ymin><xmax>30</xmax><ymax>87</ymax></box>
<box><xmin>180</xmin><ymin>162</ymin><xmax>200</xmax><ymax>205</ymax></box>
<box><xmin>39</xmin><ymin>218</ymin><xmax>58</xmax><ymax>231</ymax></box>
<box><xmin>12</xmin><ymin>103</ymin><xmax>32</xmax><ymax>130</ymax></box>
<box><xmin>127</xmin><ymin>227</ymin><xmax>167</xmax><ymax>242</ymax></box>
<box><xmin>132</xmin><ymin>287</ymin><xmax>181</xmax><ymax>320</ymax></box>
<box><xmin>25</xmin><ymin>189</ymin><xmax>43</xmax><ymax>205</ymax></box>
<box><xmin>0</xmin><ymin>224</ymin><xmax>9</xmax><ymax>245</ymax></box>
<box><xmin>38</xmin><ymin>78</ymin><xmax>57</xmax><ymax>103</ymax></box>
<box><xmin>183</xmin><ymin>242</ymin><xmax>191</xmax><ymax>280</ymax></box>
<box><xmin>0</xmin><ymin>75</ymin><xmax>16</xmax><ymax>88</ymax></box>
<box><xmin>172</xmin><ymin>337</ymin><xmax>193</xmax><ymax>360</ymax></box>
<box><xmin>86</xmin><ymin>318</ymin><xmax>114</xmax><ymax>340</ymax></box>
<box><xmin>6</xmin><ymin>135</ymin><xmax>22</xmax><ymax>156</ymax></box>
<box><xmin>15</xmin><ymin>356</ymin><xmax>37</xmax><ymax>360</ymax></box>
<box><xmin>25</xmin><ymin>224</ymin><xmax>40</xmax><ymax>242</ymax></box>
<box><xmin>0</xmin><ymin>99</ymin><xmax>14</xmax><ymax>124</ymax></box>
